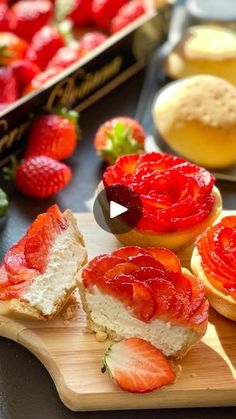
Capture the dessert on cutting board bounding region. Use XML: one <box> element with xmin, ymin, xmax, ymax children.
<box><xmin>152</xmin><ymin>75</ymin><xmax>236</xmax><ymax>169</ymax></box>
<box><xmin>191</xmin><ymin>214</ymin><xmax>236</xmax><ymax>322</ymax></box>
<box><xmin>0</xmin><ymin>205</ymin><xmax>87</xmax><ymax>319</ymax></box>
<box><xmin>78</xmin><ymin>246</ymin><xmax>209</xmax><ymax>358</ymax></box>
<box><xmin>100</xmin><ymin>152</ymin><xmax>222</xmax><ymax>250</ymax></box>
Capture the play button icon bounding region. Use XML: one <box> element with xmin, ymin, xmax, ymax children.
<box><xmin>93</xmin><ymin>183</ymin><xmax>143</xmax><ymax>234</ymax></box>
<box><xmin>110</xmin><ymin>201</ymin><xmax>128</xmax><ymax>219</ymax></box>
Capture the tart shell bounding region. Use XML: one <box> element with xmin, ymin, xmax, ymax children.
<box><xmin>191</xmin><ymin>246</ymin><xmax>236</xmax><ymax>322</ymax></box>
<box><xmin>98</xmin><ymin>182</ymin><xmax>222</xmax><ymax>251</ymax></box>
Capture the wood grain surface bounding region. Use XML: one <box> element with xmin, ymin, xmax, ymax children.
<box><xmin>0</xmin><ymin>212</ymin><xmax>235</xmax><ymax>411</ymax></box>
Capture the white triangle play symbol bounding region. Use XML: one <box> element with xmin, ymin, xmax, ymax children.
<box><xmin>110</xmin><ymin>201</ymin><xmax>128</xmax><ymax>219</ymax></box>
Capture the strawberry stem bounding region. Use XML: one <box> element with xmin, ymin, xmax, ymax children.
<box><xmin>56</xmin><ymin>19</ymin><xmax>73</xmax><ymax>44</ymax></box>
<box><xmin>101</xmin><ymin>121</ymin><xmax>143</xmax><ymax>164</ymax></box>
<box><xmin>0</xmin><ymin>188</ymin><xmax>8</xmax><ymax>217</ymax></box>
<box><xmin>53</xmin><ymin>106</ymin><xmax>79</xmax><ymax>126</ymax></box>
<box><xmin>3</xmin><ymin>155</ymin><xmax>20</xmax><ymax>181</ymax></box>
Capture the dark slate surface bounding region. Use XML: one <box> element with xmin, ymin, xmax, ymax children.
<box><xmin>0</xmin><ymin>70</ymin><xmax>235</xmax><ymax>419</ymax></box>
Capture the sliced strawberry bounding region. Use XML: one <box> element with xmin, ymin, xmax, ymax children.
<box><xmin>184</xmin><ymin>270</ymin><xmax>206</xmax><ymax>314</ymax></box>
<box><xmin>102</xmin><ymin>152</ymin><xmax>215</xmax><ymax>233</ymax></box>
<box><xmin>106</xmin><ymin>274</ymin><xmax>134</xmax><ymax>305</ymax></box>
<box><xmin>102</xmin><ymin>337</ymin><xmax>176</xmax><ymax>393</ymax></box>
<box><xmin>132</xmin><ymin>266</ymin><xmax>166</xmax><ymax>282</ymax></box>
<box><xmin>132</xmin><ymin>281</ymin><xmax>156</xmax><ymax>322</ymax></box>
<box><xmin>146</xmin><ymin>247</ymin><xmax>181</xmax><ymax>273</ymax></box>
<box><xmin>82</xmin><ymin>255</ymin><xmax>125</xmax><ymax>288</ymax></box>
<box><xmin>127</xmin><ymin>254</ymin><xmax>165</xmax><ymax>271</ymax></box>
<box><xmin>146</xmin><ymin>278</ymin><xmax>176</xmax><ymax>316</ymax></box>
<box><xmin>0</xmin><ymin>265</ymin><xmax>9</xmax><ymax>289</ymax></box>
<box><xmin>112</xmin><ymin>246</ymin><xmax>149</xmax><ymax>260</ymax></box>
<box><xmin>104</xmin><ymin>262</ymin><xmax>137</xmax><ymax>280</ymax></box>
<box><xmin>24</xmin><ymin>208</ymin><xmax>65</xmax><ymax>273</ymax></box>
<box><xmin>190</xmin><ymin>299</ymin><xmax>209</xmax><ymax>326</ymax></box>
<box><xmin>197</xmin><ymin>216</ymin><xmax>236</xmax><ymax>300</ymax></box>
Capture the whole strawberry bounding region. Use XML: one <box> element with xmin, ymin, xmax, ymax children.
<box><xmin>0</xmin><ymin>67</ymin><xmax>19</xmax><ymax>103</ymax></box>
<box><xmin>15</xmin><ymin>156</ymin><xmax>72</xmax><ymax>198</ymax></box>
<box><xmin>110</xmin><ymin>1</ymin><xmax>145</xmax><ymax>34</ymax></box>
<box><xmin>11</xmin><ymin>60</ymin><xmax>40</xmax><ymax>93</ymax></box>
<box><xmin>25</xmin><ymin>109</ymin><xmax>79</xmax><ymax>161</ymax></box>
<box><xmin>11</xmin><ymin>0</ymin><xmax>53</xmax><ymax>42</ymax></box>
<box><xmin>91</xmin><ymin>0</ymin><xmax>129</xmax><ymax>30</ymax></box>
<box><xmin>25</xmin><ymin>25</ymin><xmax>64</xmax><ymax>70</ymax></box>
<box><xmin>68</xmin><ymin>0</ymin><xmax>92</xmax><ymax>27</ymax></box>
<box><xmin>46</xmin><ymin>45</ymin><xmax>82</xmax><ymax>70</ymax></box>
<box><xmin>24</xmin><ymin>67</ymin><xmax>59</xmax><ymax>94</ymax></box>
<box><xmin>0</xmin><ymin>4</ymin><xmax>15</xmax><ymax>31</ymax></box>
<box><xmin>78</xmin><ymin>32</ymin><xmax>108</xmax><ymax>56</ymax></box>
<box><xmin>94</xmin><ymin>116</ymin><xmax>145</xmax><ymax>164</ymax></box>
<box><xmin>0</xmin><ymin>31</ymin><xmax>28</xmax><ymax>66</ymax></box>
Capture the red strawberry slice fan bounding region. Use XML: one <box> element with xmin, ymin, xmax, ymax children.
<box><xmin>136</xmin><ymin>0</ymin><xmax>236</xmax><ymax>183</ymax></box>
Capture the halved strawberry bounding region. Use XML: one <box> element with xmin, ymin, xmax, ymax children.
<box><xmin>102</xmin><ymin>337</ymin><xmax>176</xmax><ymax>393</ymax></box>
<box><xmin>146</xmin><ymin>247</ymin><xmax>181</xmax><ymax>273</ymax></box>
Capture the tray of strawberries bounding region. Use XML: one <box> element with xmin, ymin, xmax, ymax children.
<box><xmin>0</xmin><ymin>0</ymin><xmax>172</xmax><ymax>164</ymax></box>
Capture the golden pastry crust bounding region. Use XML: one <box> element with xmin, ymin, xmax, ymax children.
<box><xmin>153</xmin><ymin>75</ymin><xmax>236</xmax><ymax>168</ymax></box>
<box><xmin>191</xmin><ymin>247</ymin><xmax>236</xmax><ymax>322</ymax></box>
<box><xmin>77</xmin><ymin>268</ymin><xmax>208</xmax><ymax>359</ymax></box>
<box><xmin>0</xmin><ymin>210</ymin><xmax>87</xmax><ymax>321</ymax></box>
<box><xmin>98</xmin><ymin>182</ymin><xmax>222</xmax><ymax>251</ymax></box>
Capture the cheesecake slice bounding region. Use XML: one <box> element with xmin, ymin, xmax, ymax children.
<box><xmin>79</xmin><ymin>246</ymin><xmax>209</xmax><ymax>358</ymax></box>
<box><xmin>0</xmin><ymin>205</ymin><xmax>87</xmax><ymax>320</ymax></box>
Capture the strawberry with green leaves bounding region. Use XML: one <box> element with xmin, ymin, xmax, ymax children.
<box><xmin>25</xmin><ymin>108</ymin><xmax>79</xmax><ymax>161</ymax></box>
<box><xmin>102</xmin><ymin>337</ymin><xmax>176</xmax><ymax>393</ymax></box>
<box><xmin>0</xmin><ymin>31</ymin><xmax>28</xmax><ymax>66</ymax></box>
<box><xmin>94</xmin><ymin>116</ymin><xmax>145</xmax><ymax>165</ymax></box>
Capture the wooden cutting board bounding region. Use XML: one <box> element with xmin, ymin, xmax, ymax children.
<box><xmin>0</xmin><ymin>212</ymin><xmax>235</xmax><ymax>411</ymax></box>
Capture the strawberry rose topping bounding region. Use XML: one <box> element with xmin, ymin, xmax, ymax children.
<box><xmin>103</xmin><ymin>153</ymin><xmax>215</xmax><ymax>233</ymax></box>
<box><xmin>196</xmin><ymin>216</ymin><xmax>236</xmax><ymax>300</ymax></box>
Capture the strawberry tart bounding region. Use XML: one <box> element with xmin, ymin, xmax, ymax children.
<box><xmin>0</xmin><ymin>205</ymin><xmax>87</xmax><ymax>320</ymax></box>
<box><xmin>100</xmin><ymin>152</ymin><xmax>222</xmax><ymax>250</ymax></box>
<box><xmin>79</xmin><ymin>246</ymin><xmax>209</xmax><ymax>358</ymax></box>
<box><xmin>191</xmin><ymin>215</ymin><xmax>236</xmax><ymax>322</ymax></box>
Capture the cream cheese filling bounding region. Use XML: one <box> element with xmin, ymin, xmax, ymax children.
<box><xmin>86</xmin><ymin>286</ymin><xmax>192</xmax><ymax>357</ymax></box>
